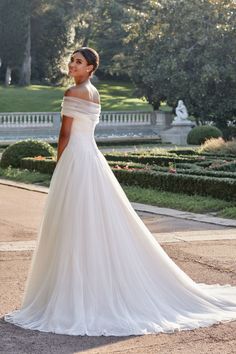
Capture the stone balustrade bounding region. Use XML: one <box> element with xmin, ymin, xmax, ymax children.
<box><xmin>0</xmin><ymin>110</ymin><xmax>173</xmax><ymax>142</ymax></box>
<box><xmin>0</xmin><ymin>112</ymin><xmax>57</xmax><ymax>128</ymax></box>
<box><xmin>99</xmin><ymin>111</ymin><xmax>152</xmax><ymax>125</ymax></box>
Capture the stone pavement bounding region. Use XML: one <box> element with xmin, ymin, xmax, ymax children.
<box><xmin>0</xmin><ymin>179</ymin><xmax>236</xmax><ymax>354</ymax></box>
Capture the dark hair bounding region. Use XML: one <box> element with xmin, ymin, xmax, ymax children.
<box><xmin>72</xmin><ymin>47</ymin><xmax>99</xmax><ymax>76</ymax></box>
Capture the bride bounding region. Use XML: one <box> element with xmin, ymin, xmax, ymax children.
<box><xmin>4</xmin><ymin>47</ymin><xmax>236</xmax><ymax>336</ymax></box>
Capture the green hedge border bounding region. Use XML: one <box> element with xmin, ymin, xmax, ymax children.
<box><xmin>20</xmin><ymin>157</ymin><xmax>236</xmax><ymax>201</ymax></box>
<box><xmin>112</xmin><ymin>169</ymin><xmax>236</xmax><ymax>201</ymax></box>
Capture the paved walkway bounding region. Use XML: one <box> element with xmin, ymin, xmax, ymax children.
<box><xmin>0</xmin><ymin>178</ymin><xmax>235</xmax><ymax>253</ymax></box>
<box><xmin>1</xmin><ymin>179</ymin><xmax>236</xmax><ymax>354</ymax></box>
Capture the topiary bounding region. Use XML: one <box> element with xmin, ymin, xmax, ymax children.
<box><xmin>187</xmin><ymin>125</ymin><xmax>222</xmax><ymax>145</ymax></box>
<box><xmin>0</xmin><ymin>139</ymin><xmax>56</xmax><ymax>168</ymax></box>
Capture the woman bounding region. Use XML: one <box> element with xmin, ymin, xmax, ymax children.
<box><xmin>4</xmin><ymin>47</ymin><xmax>236</xmax><ymax>336</ymax></box>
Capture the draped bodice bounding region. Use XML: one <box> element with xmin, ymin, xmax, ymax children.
<box><xmin>60</xmin><ymin>96</ymin><xmax>101</xmax><ymax>151</ymax></box>
<box><xmin>61</xmin><ymin>96</ymin><xmax>101</xmax><ymax>122</ymax></box>
<box><xmin>61</xmin><ymin>96</ymin><xmax>101</xmax><ymax>117</ymax></box>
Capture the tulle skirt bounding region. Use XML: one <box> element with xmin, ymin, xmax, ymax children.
<box><xmin>4</xmin><ymin>136</ymin><xmax>236</xmax><ymax>336</ymax></box>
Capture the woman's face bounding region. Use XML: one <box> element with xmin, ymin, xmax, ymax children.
<box><xmin>68</xmin><ymin>52</ymin><xmax>93</xmax><ymax>78</ymax></box>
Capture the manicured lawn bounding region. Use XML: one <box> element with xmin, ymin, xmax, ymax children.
<box><xmin>0</xmin><ymin>167</ymin><xmax>52</xmax><ymax>186</ymax></box>
<box><xmin>0</xmin><ymin>81</ymin><xmax>154</xmax><ymax>112</ymax></box>
<box><xmin>122</xmin><ymin>185</ymin><xmax>236</xmax><ymax>218</ymax></box>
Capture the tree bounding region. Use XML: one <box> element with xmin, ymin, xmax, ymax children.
<box><xmin>19</xmin><ymin>0</ymin><xmax>31</xmax><ymax>86</ymax></box>
<box><xmin>72</xmin><ymin>0</ymin><xmax>145</xmax><ymax>78</ymax></box>
<box><xmin>124</xmin><ymin>0</ymin><xmax>236</xmax><ymax>127</ymax></box>
<box><xmin>0</xmin><ymin>0</ymin><xmax>75</xmax><ymax>85</ymax></box>
<box><xmin>0</xmin><ymin>0</ymin><xmax>29</xmax><ymax>85</ymax></box>
<box><xmin>30</xmin><ymin>0</ymin><xmax>75</xmax><ymax>84</ymax></box>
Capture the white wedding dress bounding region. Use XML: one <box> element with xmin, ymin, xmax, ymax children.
<box><xmin>4</xmin><ymin>96</ymin><xmax>236</xmax><ymax>336</ymax></box>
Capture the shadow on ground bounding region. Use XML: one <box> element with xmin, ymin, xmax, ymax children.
<box><xmin>1</xmin><ymin>318</ymin><xmax>133</xmax><ymax>354</ymax></box>
<box><xmin>2</xmin><ymin>318</ymin><xmax>236</xmax><ymax>354</ymax></box>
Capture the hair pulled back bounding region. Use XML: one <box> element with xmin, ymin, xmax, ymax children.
<box><xmin>73</xmin><ymin>47</ymin><xmax>99</xmax><ymax>76</ymax></box>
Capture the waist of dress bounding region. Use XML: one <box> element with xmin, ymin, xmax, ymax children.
<box><xmin>67</xmin><ymin>132</ymin><xmax>100</xmax><ymax>156</ymax></box>
<box><xmin>69</xmin><ymin>130</ymin><xmax>97</xmax><ymax>144</ymax></box>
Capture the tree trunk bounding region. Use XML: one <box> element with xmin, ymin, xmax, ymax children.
<box><xmin>19</xmin><ymin>18</ymin><xmax>31</xmax><ymax>86</ymax></box>
<box><xmin>82</xmin><ymin>37</ymin><xmax>89</xmax><ymax>47</ymax></box>
<box><xmin>5</xmin><ymin>66</ymin><xmax>11</xmax><ymax>86</ymax></box>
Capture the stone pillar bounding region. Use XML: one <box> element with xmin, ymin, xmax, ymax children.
<box><xmin>160</xmin><ymin>120</ymin><xmax>195</xmax><ymax>145</ymax></box>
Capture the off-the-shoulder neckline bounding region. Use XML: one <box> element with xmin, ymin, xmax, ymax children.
<box><xmin>63</xmin><ymin>95</ymin><xmax>101</xmax><ymax>107</ymax></box>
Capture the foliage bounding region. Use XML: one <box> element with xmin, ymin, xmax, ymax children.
<box><xmin>0</xmin><ymin>0</ymin><xmax>76</xmax><ymax>85</ymax></box>
<box><xmin>31</xmin><ymin>0</ymin><xmax>74</xmax><ymax>84</ymax></box>
<box><xmin>0</xmin><ymin>0</ymin><xmax>30</xmax><ymax>83</ymax></box>
<box><xmin>104</xmin><ymin>152</ymin><xmax>204</xmax><ymax>166</ymax></box>
<box><xmin>20</xmin><ymin>156</ymin><xmax>56</xmax><ymax>174</ymax></box>
<box><xmin>123</xmin><ymin>0</ymin><xmax>236</xmax><ymax>127</ymax></box>
<box><xmin>152</xmin><ymin>164</ymin><xmax>236</xmax><ymax>177</ymax></box>
<box><xmin>0</xmin><ymin>165</ymin><xmax>51</xmax><ymax>186</ymax></box>
<box><xmin>122</xmin><ymin>185</ymin><xmax>235</xmax><ymax>215</ymax></box>
<box><xmin>222</xmin><ymin>125</ymin><xmax>236</xmax><ymax>141</ymax></box>
<box><xmin>0</xmin><ymin>139</ymin><xmax>55</xmax><ymax>168</ymax></box>
<box><xmin>2</xmin><ymin>146</ymin><xmax>236</xmax><ymax>203</ymax></box>
<box><xmin>187</xmin><ymin>125</ymin><xmax>222</xmax><ymax>145</ymax></box>
<box><xmin>1</xmin><ymin>164</ymin><xmax>235</xmax><ymax>217</ymax></box>
<box><xmin>113</xmin><ymin>169</ymin><xmax>236</xmax><ymax>201</ymax></box>
<box><xmin>198</xmin><ymin>137</ymin><xmax>236</xmax><ymax>154</ymax></box>
<box><xmin>208</xmin><ymin>160</ymin><xmax>236</xmax><ymax>172</ymax></box>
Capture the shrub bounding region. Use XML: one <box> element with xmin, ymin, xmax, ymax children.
<box><xmin>20</xmin><ymin>158</ymin><xmax>147</xmax><ymax>175</ymax></box>
<box><xmin>168</xmin><ymin>149</ymin><xmax>197</xmax><ymax>155</ymax></box>
<box><xmin>187</xmin><ymin>125</ymin><xmax>222</xmax><ymax>145</ymax></box>
<box><xmin>112</xmin><ymin>169</ymin><xmax>236</xmax><ymax>201</ymax></box>
<box><xmin>21</xmin><ymin>157</ymin><xmax>56</xmax><ymax>174</ymax></box>
<box><xmin>0</xmin><ymin>139</ymin><xmax>56</xmax><ymax>168</ymax></box>
<box><xmin>208</xmin><ymin>160</ymin><xmax>236</xmax><ymax>172</ymax></box>
<box><xmin>198</xmin><ymin>137</ymin><xmax>225</xmax><ymax>153</ymax></box>
<box><xmin>198</xmin><ymin>137</ymin><xmax>236</xmax><ymax>155</ymax></box>
<box><xmin>104</xmin><ymin>153</ymin><xmax>200</xmax><ymax>166</ymax></box>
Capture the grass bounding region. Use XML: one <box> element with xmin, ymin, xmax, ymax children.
<box><xmin>0</xmin><ymin>81</ymin><xmax>154</xmax><ymax>112</ymax></box>
<box><xmin>122</xmin><ymin>185</ymin><xmax>236</xmax><ymax>218</ymax></box>
<box><xmin>0</xmin><ymin>166</ymin><xmax>235</xmax><ymax>219</ymax></box>
<box><xmin>0</xmin><ymin>166</ymin><xmax>51</xmax><ymax>186</ymax></box>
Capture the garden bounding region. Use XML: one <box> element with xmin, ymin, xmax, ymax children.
<box><xmin>0</xmin><ymin>130</ymin><xmax>235</xmax><ymax>219</ymax></box>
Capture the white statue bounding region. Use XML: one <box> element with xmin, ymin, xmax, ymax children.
<box><xmin>173</xmin><ymin>100</ymin><xmax>188</xmax><ymax>122</ymax></box>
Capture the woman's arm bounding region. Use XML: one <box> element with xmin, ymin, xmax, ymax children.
<box><xmin>56</xmin><ymin>115</ymin><xmax>73</xmax><ymax>163</ymax></box>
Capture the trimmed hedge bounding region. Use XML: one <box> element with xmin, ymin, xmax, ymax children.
<box><xmin>104</xmin><ymin>153</ymin><xmax>202</xmax><ymax>166</ymax></box>
<box><xmin>208</xmin><ymin>160</ymin><xmax>236</xmax><ymax>172</ymax></box>
<box><xmin>168</xmin><ymin>149</ymin><xmax>197</xmax><ymax>155</ymax></box>
<box><xmin>112</xmin><ymin>169</ymin><xmax>236</xmax><ymax>201</ymax></box>
<box><xmin>0</xmin><ymin>139</ymin><xmax>55</xmax><ymax>168</ymax></box>
<box><xmin>21</xmin><ymin>157</ymin><xmax>56</xmax><ymax>174</ymax></box>
<box><xmin>20</xmin><ymin>158</ymin><xmax>147</xmax><ymax>174</ymax></box>
<box><xmin>106</xmin><ymin>161</ymin><xmax>146</xmax><ymax>169</ymax></box>
<box><xmin>96</xmin><ymin>138</ymin><xmax>162</xmax><ymax>146</ymax></box>
<box><xmin>152</xmin><ymin>165</ymin><xmax>236</xmax><ymax>179</ymax></box>
<box><xmin>20</xmin><ymin>152</ymin><xmax>236</xmax><ymax>201</ymax></box>
<box><xmin>187</xmin><ymin>125</ymin><xmax>222</xmax><ymax>145</ymax></box>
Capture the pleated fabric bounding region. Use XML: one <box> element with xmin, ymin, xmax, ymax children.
<box><xmin>4</xmin><ymin>96</ymin><xmax>236</xmax><ymax>336</ymax></box>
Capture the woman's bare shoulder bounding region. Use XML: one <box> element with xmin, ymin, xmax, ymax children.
<box><xmin>64</xmin><ymin>85</ymin><xmax>100</xmax><ymax>104</ymax></box>
<box><xmin>64</xmin><ymin>86</ymin><xmax>80</xmax><ymax>97</ymax></box>
<box><xmin>91</xmin><ymin>84</ymin><xmax>100</xmax><ymax>103</ymax></box>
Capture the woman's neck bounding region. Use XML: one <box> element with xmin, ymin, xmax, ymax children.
<box><xmin>74</xmin><ymin>77</ymin><xmax>90</xmax><ymax>86</ymax></box>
